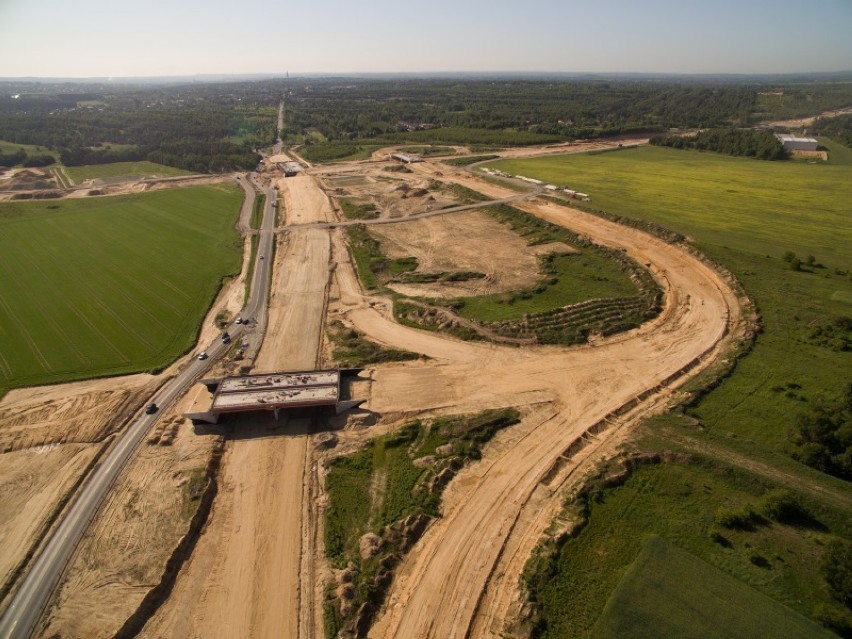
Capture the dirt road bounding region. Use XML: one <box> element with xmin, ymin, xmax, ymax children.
<box><xmin>139</xmin><ymin>173</ymin><xmax>333</xmax><ymax>639</ymax></box>
<box><xmin>324</xmin><ymin>169</ymin><xmax>740</xmax><ymax>637</ymax></box>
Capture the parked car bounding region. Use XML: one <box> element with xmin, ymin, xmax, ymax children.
<box><xmin>197</xmin><ymin>351</ymin><xmax>208</xmax><ymax>360</ymax></box>
<box><xmin>145</xmin><ymin>403</ymin><xmax>158</xmax><ymax>415</ymax></box>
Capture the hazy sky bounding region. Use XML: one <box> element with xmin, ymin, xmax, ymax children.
<box><xmin>1</xmin><ymin>0</ymin><xmax>851</xmax><ymax>77</ymax></box>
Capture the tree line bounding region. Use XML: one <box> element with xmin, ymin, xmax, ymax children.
<box><xmin>649</xmin><ymin>128</ymin><xmax>787</xmax><ymax>160</ymax></box>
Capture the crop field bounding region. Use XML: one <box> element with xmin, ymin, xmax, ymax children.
<box><xmin>487</xmin><ymin>145</ymin><xmax>852</xmax><ymax>451</ymax></box>
<box><xmin>589</xmin><ymin>536</ymin><xmax>834</xmax><ymax>639</ymax></box>
<box><xmin>63</xmin><ymin>161</ymin><xmax>194</xmax><ymax>182</ymax></box>
<box><xmin>0</xmin><ymin>184</ymin><xmax>243</xmax><ymax>391</ymax></box>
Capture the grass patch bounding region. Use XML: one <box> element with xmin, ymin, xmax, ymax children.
<box><xmin>244</xmin><ymin>234</ymin><xmax>258</xmax><ymax>305</ymax></box>
<box><xmin>0</xmin><ymin>184</ymin><xmax>243</xmax><ymax>391</ymax></box>
<box><xmin>443</xmin><ymin>154</ymin><xmax>500</xmax><ymax>166</ymax></box>
<box><xmin>299</xmin><ymin>143</ymin><xmax>378</xmax><ymax>163</ymax></box>
<box><xmin>455</xmin><ymin>252</ymin><xmax>638</xmax><ymax>323</ymax></box>
<box><xmin>400</xmin><ymin>146</ymin><xmax>455</xmax><ymax>156</ymax></box>
<box><xmin>339</xmin><ymin>197</ymin><xmax>379</xmax><ymax>220</ymax></box>
<box><xmin>487</xmin><ymin>145</ymin><xmax>852</xmax><ymax>452</ymax></box>
<box><xmin>250</xmin><ymin>189</ymin><xmax>266</xmax><ymax>230</ymax></box>
<box><xmin>327</xmin><ymin>320</ymin><xmax>421</xmax><ymax>367</ymax></box>
<box><xmin>324</xmin><ymin>409</ymin><xmax>521</xmax><ymax>634</ymax></box>
<box><xmin>589</xmin><ymin>536</ymin><xmax>835</xmax><ymax>639</ymax></box>
<box><xmin>0</xmin><ymin>139</ymin><xmax>54</xmax><ymax>157</ymax></box>
<box><xmin>524</xmin><ymin>457</ymin><xmax>851</xmax><ymax>638</ymax></box>
<box><xmin>64</xmin><ymin>161</ymin><xmax>193</xmax><ymax>182</ymax></box>
<box><xmin>344</xmin><ymin>225</ymin><xmax>384</xmax><ymax>290</ymax></box>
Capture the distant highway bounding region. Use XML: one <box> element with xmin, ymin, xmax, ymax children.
<box><xmin>0</xmin><ymin>174</ymin><xmax>277</xmax><ymax>639</ymax></box>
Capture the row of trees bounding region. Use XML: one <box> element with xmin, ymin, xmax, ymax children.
<box><xmin>813</xmin><ymin>113</ymin><xmax>852</xmax><ymax>148</ymax></box>
<box><xmin>0</xmin><ymin>148</ymin><xmax>54</xmax><ymax>168</ymax></box>
<box><xmin>282</xmin><ymin>80</ymin><xmax>759</xmax><ymax>145</ymax></box>
<box><xmin>650</xmin><ymin>128</ymin><xmax>787</xmax><ymax>160</ymax></box>
<box><xmin>792</xmin><ymin>384</ymin><xmax>852</xmax><ymax>480</ymax></box>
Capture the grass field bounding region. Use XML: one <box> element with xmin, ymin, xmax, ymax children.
<box><xmin>487</xmin><ymin>146</ymin><xmax>852</xmax><ymax>451</ymax></box>
<box><xmin>525</xmin><ymin>459</ymin><xmax>851</xmax><ymax>638</ymax></box>
<box><xmin>64</xmin><ymin>161</ymin><xmax>193</xmax><ymax>182</ymax></box>
<box><xmin>0</xmin><ymin>184</ymin><xmax>243</xmax><ymax>391</ymax></box>
<box><xmin>456</xmin><ymin>252</ymin><xmax>637</xmax><ymax>323</ymax></box>
<box><xmin>0</xmin><ymin>139</ymin><xmax>56</xmax><ymax>159</ymax></box>
<box><xmin>589</xmin><ymin>536</ymin><xmax>835</xmax><ymax>639</ymax></box>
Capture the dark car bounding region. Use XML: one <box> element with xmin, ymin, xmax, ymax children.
<box><xmin>145</xmin><ymin>403</ymin><xmax>158</xmax><ymax>415</ymax></box>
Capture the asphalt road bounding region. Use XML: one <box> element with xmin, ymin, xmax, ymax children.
<box><xmin>0</xmin><ymin>173</ymin><xmax>277</xmax><ymax>639</ymax></box>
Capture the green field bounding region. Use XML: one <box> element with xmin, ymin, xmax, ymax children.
<box><xmin>457</xmin><ymin>252</ymin><xmax>637</xmax><ymax>323</ymax></box>
<box><xmin>64</xmin><ymin>161</ymin><xmax>194</xmax><ymax>182</ymax></box>
<box><xmin>525</xmin><ymin>459</ymin><xmax>851</xmax><ymax>638</ymax></box>
<box><xmin>0</xmin><ymin>139</ymin><xmax>55</xmax><ymax>158</ymax></box>
<box><xmin>488</xmin><ymin>146</ymin><xmax>852</xmax><ymax>451</ymax></box>
<box><xmin>590</xmin><ymin>536</ymin><xmax>835</xmax><ymax>639</ymax></box>
<box><xmin>0</xmin><ymin>184</ymin><xmax>243</xmax><ymax>391</ymax></box>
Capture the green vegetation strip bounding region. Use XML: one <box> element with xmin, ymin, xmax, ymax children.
<box><xmin>324</xmin><ymin>409</ymin><xmax>521</xmax><ymax>636</ymax></box>
<box><xmin>327</xmin><ymin>320</ymin><xmax>421</xmax><ymax>367</ymax></box>
<box><xmin>64</xmin><ymin>161</ymin><xmax>193</xmax><ymax>182</ymax></box>
<box><xmin>250</xmin><ymin>189</ymin><xmax>266</xmax><ymax>230</ymax></box>
<box><xmin>0</xmin><ymin>184</ymin><xmax>243</xmax><ymax>391</ymax></box>
<box><xmin>589</xmin><ymin>536</ymin><xmax>834</xmax><ymax>639</ymax></box>
<box><xmin>339</xmin><ymin>197</ymin><xmax>379</xmax><ymax>220</ymax></box>
<box><xmin>443</xmin><ymin>154</ymin><xmax>500</xmax><ymax>166</ymax></box>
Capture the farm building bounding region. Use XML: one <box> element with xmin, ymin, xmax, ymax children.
<box><xmin>775</xmin><ymin>134</ymin><xmax>818</xmax><ymax>152</ymax></box>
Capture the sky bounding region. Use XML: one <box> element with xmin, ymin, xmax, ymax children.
<box><xmin>1</xmin><ymin>0</ymin><xmax>851</xmax><ymax>78</ymax></box>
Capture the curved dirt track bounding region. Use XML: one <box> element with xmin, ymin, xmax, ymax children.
<box><xmin>327</xmin><ymin>174</ymin><xmax>741</xmax><ymax>637</ymax></box>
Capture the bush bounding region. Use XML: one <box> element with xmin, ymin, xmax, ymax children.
<box><xmin>822</xmin><ymin>539</ymin><xmax>852</xmax><ymax>608</ymax></box>
<box><xmin>714</xmin><ymin>504</ymin><xmax>763</xmax><ymax>530</ymax></box>
<box><xmin>758</xmin><ymin>489</ymin><xmax>811</xmax><ymax>524</ymax></box>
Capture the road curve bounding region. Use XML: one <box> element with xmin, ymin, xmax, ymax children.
<box><xmin>0</xmin><ymin>174</ymin><xmax>277</xmax><ymax>639</ymax></box>
<box><xmin>342</xmin><ymin>188</ymin><xmax>741</xmax><ymax>638</ymax></box>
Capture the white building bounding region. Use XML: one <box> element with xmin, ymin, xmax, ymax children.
<box><xmin>776</xmin><ymin>134</ymin><xmax>818</xmax><ymax>152</ymax></box>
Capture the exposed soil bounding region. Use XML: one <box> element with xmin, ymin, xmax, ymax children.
<box><xmin>138</xmin><ymin>170</ymin><xmax>334</xmax><ymax>639</ymax></box>
<box><xmin>371</xmin><ymin>211</ymin><xmax>548</xmax><ymax>299</ymax></box>
<box><xmin>5</xmin><ymin>137</ymin><xmax>747</xmax><ymax>639</ymax></box>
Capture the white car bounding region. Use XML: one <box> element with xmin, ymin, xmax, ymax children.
<box><xmin>197</xmin><ymin>351</ymin><xmax>208</xmax><ymax>360</ymax></box>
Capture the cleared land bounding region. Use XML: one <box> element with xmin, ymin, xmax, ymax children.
<box><xmin>0</xmin><ymin>185</ymin><xmax>243</xmax><ymax>391</ymax></box>
<box><xmin>63</xmin><ymin>161</ymin><xmax>193</xmax><ymax>182</ymax></box>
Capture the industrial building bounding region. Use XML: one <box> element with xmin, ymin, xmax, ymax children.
<box><xmin>184</xmin><ymin>368</ymin><xmax>364</xmax><ymax>423</ymax></box>
<box><xmin>776</xmin><ymin>134</ymin><xmax>819</xmax><ymax>152</ymax></box>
